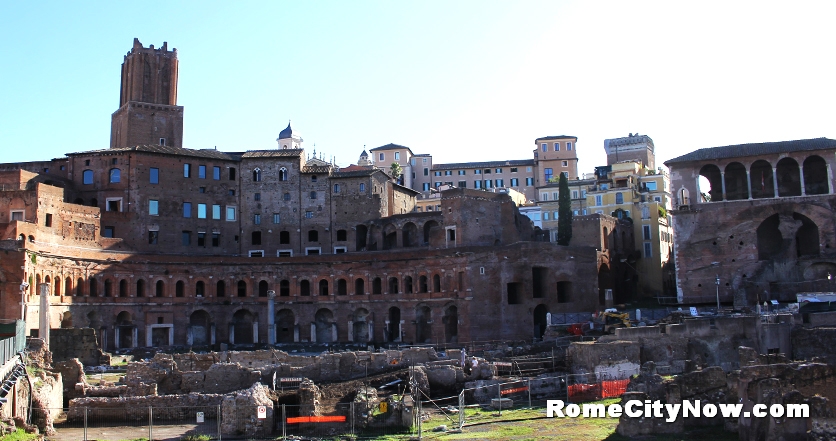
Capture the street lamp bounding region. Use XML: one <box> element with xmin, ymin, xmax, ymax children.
<box><xmin>715</xmin><ymin>275</ymin><xmax>721</xmax><ymax>310</ymax></box>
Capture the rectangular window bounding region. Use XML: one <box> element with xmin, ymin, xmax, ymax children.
<box><xmin>150</xmin><ymin>168</ymin><xmax>159</xmax><ymax>184</ymax></box>
<box><xmin>254</xmin><ymin>192</ymin><xmax>261</xmax><ymax>201</ymax></box>
<box><xmin>149</xmin><ymin>200</ymin><xmax>159</xmax><ymax>216</ymax></box>
<box><xmin>434</xmin><ymin>171</ymin><xmax>442</xmax><ymax>176</ymax></box>
<box><xmin>645</xmin><ymin>181</ymin><xmax>658</xmax><ymax>191</ymax></box>
<box><xmin>643</xmin><ymin>225</ymin><xmax>651</xmax><ymax>240</ymax></box>
<box><xmin>198</xmin><ymin>165</ymin><xmax>206</xmax><ymax>179</ymax></box>
<box><xmin>562</xmin><ymin>161</ymin><xmax>569</xmax><ymax>167</ymax></box>
<box><xmin>495</xmin><ymin>168</ymin><xmax>502</xmax><ymax>173</ymax></box>
<box><xmin>183</xmin><ymin>202</ymin><xmax>192</xmax><ymax>218</ymax></box>
<box><xmin>475</xmin><ymin>169</ymin><xmax>482</xmax><ymax>175</ymax></box>
<box><xmin>44</xmin><ymin>213</ymin><xmax>52</xmax><ymax>227</ymax></box>
<box><xmin>106</xmin><ymin>198</ymin><xmax>121</xmax><ymax>212</ymax></box>
<box><xmin>541</xmin><ymin>143</ymin><xmax>547</xmax><ymax>152</ymax></box>
<box><xmin>554</xmin><ymin>143</ymin><xmax>560</xmax><ymax>151</ymax></box>
<box><xmin>103</xmin><ymin>226</ymin><xmax>114</xmax><ymax>238</ymax></box>
<box><xmin>226</xmin><ymin>206</ymin><xmax>236</xmax><ymax>221</ymax></box>
<box><xmin>595</xmin><ymin>195</ymin><xmax>603</xmax><ymax>206</ymax></box>
<box><xmin>197</xmin><ymin>232</ymin><xmax>206</xmax><ymax>247</ymax></box>
<box><xmin>526</xmin><ymin>166</ymin><xmax>532</xmax><ymax>172</ymax></box>
<box><xmin>474</xmin><ymin>180</ymin><xmax>482</xmax><ymax>189</ymax></box>
<box><xmin>229</xmin><ymin>189</ymin><xmax>235</xmax><ymax>196</ymax></box>
<box><xmin>510</xmin><ymin>178</ymin><xmax>518</xmax><ymax>186</ymax></box>
<box><xmin>458</xmin><ymin>170</ymin><xmax>466</xmax><ymax>175</ymax></box>
<box><xmin>273</xmin><ymin>213</ymin><xmax>280</xmax><ymax>224</ymax></box>
<box><xmin>197</xmin><ymin>203</ymin><xmax>207</xmax><ymax>219</ymax></box>
<box><xmin>212</xmin><ymin>233</ymin><xmax>220</xmax><ymax>247</ymax></box>
<box><xmin>484</xmin><ymin>169</ymin><xmax>491</xmax><ymax>174</ymax></box>
<box><xmin>423</xmin><ymin>168</ymin><xmax>429</xmax><ymax>176</ymax></box>
<box><xmin>583</xmin><ymin>209</ymin><xmax>588</xmax><ymax>215</ymax></box>
<box><xmin>572</xmin><ymin>190</ymin><xmax>579</xmax><ymax>199</ymax></box>
<box><xmin>305</xmin><ymin>211</ymin><xmax>314</xmax><ymax>219</ymax></box>
<box><xmin>552</xmin><ymin>192</ymin><xmax>559</xmax><ymax>200</ymax></box>
<box><xmin>567</xmin><ymin>142</ymin><xmax>572</xmax><ymax>150</ymax></box>
<box><xmin>525</xmin><ymin>177</ymin><xmax>534</xmax><ymax>186</ymax></box>
<box><xmin>254</xmin><ymin>214</ymin><xmax>261</xmax><ymax>224</ymax></box>
<box><xmin>212</xmin><ymin>204</ymin><xmax>221</xmax><ymax>219</ymax></box>
<box><xmin>182</xmin><ymin>231</ymin><xmax>191</xmax><ymax>246</ymax></box>
<box><xmin>148</xmin><ymin>231</ymin><xmax>158</xmax><ymax>244</ymax></box>
<box><xmin>541</xmin><ymin>193</ymin><xmax>548</xmax><ymax>201</ymax></box>
<box><xmin>394</xmin><ymin>152</ymin><xmax>400</xmax><ymax>160</ymax></box>
<box><xmin>379</xmin><ymin>153</ymin><xmax>385</xmax><ymax>161</ymax></box>
<box><xmin>360</xmin><ymin>183</ymin><xmax>366</xmax><ymax>192</ymax></box>
<box><xmin>213</xmin><ymin>166</ymin><xmax>221</xmax><ymax>180</ymax></box>
<box><xmin>184</xmin><ymin>164</ymin><xmax>191</xmax><ymax>178</ymax></box>
<box><xmin>496</xmin><ymin>179</ymin><xmax>503</xmax><ymax>187</ymax></box>
<box><xmin>544</xmin><ymin>168</ymin><xmax>553</xmax><ymax>182</ymax></box>
<box><xmin>644</xmin><ymin>242</ymin><xmax>653</xmax><ymax>258</ymax></box>
<box><xmin>422</xmin><ymin>183</ymin><xmax>430</xmax><ymax>191</ymax></box>
<box><xmin>485</xmin><ymin>180</ymin><xmax>493</xmax><ymax>189</ymax></box>
<box><xmin>511</xmin><ymin>167</ymin><xmax>518</xmax><ymax>173</ymax></box>
<box><xmin>333</xmin><ymin>184</ymin><xmax>340</xmax><ymax>193</ymax></box>
<box><xmin>434</xmin><ymin>182</ymin><xmax>441</xmax><ymax>188</ymax></box>
<box><xmin>543</xmin><ymin>212</ymin><xmax>550</xmax><ymax>220</ymax></box>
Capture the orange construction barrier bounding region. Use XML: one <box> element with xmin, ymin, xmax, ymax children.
<box><xmin>286</xmin><ymin>415</ymin><xmax>347</xmax><ymax>424</ymax></box>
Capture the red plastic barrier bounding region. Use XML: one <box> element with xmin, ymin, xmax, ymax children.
<box><xmin>286</xmin><ymin>415</ymin><xmax>347</xmax><ymax>423</ymax></box>
<box><xmin>568</xmin><ymin>379</ymin><xmax>630</xmax><ymax>401</ymax></box>
<box><xmin>601</xmin><ymin>379</ymin><xmax>630</xmax><ymax>398</ymax></box>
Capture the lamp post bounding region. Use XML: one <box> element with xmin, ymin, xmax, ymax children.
<box><xmin>715</xmin><ymin>275</ymin><xmax>721</xmax><ymax>310</ymax></box>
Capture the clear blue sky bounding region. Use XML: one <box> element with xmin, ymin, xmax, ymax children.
<box><xmin>2</xmin><ymin>1</ymin><xmax>835</xmax><ymax>172</ymax></box>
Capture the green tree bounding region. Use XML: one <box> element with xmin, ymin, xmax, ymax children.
<box><xmin>389</xmin><ymin>162</ymin><xmax>402</xmax><ymax>181</ymax></box>
<box><xmin>556</xmin><ymin>173</ymin><xmax>573</xmax><ymax>245</ymax></box>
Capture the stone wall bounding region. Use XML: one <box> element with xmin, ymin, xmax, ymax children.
<box><xmin>566</xmin><ymin>340</ymin><xmax>640</xmax><ymax>380</ymax></box>
<box><xmin>50</xmin><ymin>328</ymin><xmax>107</xmax><ymax>366</ymax></box>
<box><xmin>792</xmin><ymin>326</ymin><xmax>836</xmax><ymax>365</ymax></box>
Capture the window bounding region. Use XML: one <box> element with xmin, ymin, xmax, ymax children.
<box><xmin>333</xmin><ymin>184</ymin><xmax>340</xmax><ymax>193</ymax></box>
<box><xmin>562</xmin><ymin>161</ymin><xmax>569</xmax><ymax>167</ymax></box>
<box><xmin>554</xmin><ymin>143</ymin><xmax>560</xmax><ymax>151</ymax></box>
<box><xmin>308</xmin><ymin>230</ymin><xmax>319</xmax><ymax>241</ymax></box>
<box><xmin>435</xmin><ymin>182</ymin><xmax>441</xmax><ymax>188</ymax></box>
<box><xmin>359</xmin><ymin>183</ymin><xmax>366</xmax><ymax>192</ymax></box>
<box><xmin>184</xmin><ymin>164</ymin><xmax>191</xmax><ymax>178</ymax></box>
<box><xmin>616</xmin><ymin>192</ymin><xmax>623</xmax><ymax>204</ymax></box>
<box><xmin>310</xmin><ymin>191</ymin><xmax>317</xmax><ymax>199</ymax></box>
<box><xmin>182</xmin><ymin>231</ymin><xmax>191</xmax><ymax>246</ymax></box>
<box><xmin>226</xmin><ymin>206</ymin><xmax>236</xmax><ymax>221</ymax></box>
<box><xmin>474</xmin><ymin>180</ymin><xmax>482</xmax><ymax>189</ymax></box>
<box><xmin>511</xmin><ymin>167</ymin><xmax>518</xmax><ymax>173</ymax></box>
<box><xmin>434</xmin><ymin>171</ymin><xmax>442</xmax><ymax>177</ymax></box>
<box><xmin>273</xmin><ymin>213</ymin><xmax>280</xmax><ymax>224</ymax></box>
<box><xmin>474</xmin><ymin>169</ymin><xmax>482</xmax><ymax>175</ymax></box>
<box><xmin>254</xmin><ymin>192</ymin><xmax>261</xmax><ymax>201</ymax></box>
<box><xmin>595</xmin><ymin>195</ymin><xmax>603</xmax><ymax>206</ymax></box>
<box><xmin>253</xmin><ymin>168</ymin><xmax>262</xmax><ymax>182</ymax></box>
<box><xmin>458</xmin><ymin>170</ymin><xmax>466</xmax><ymax>175</ymax></box>
<box><xmin>510</xmin><ymin>178</ymin><xmax>518</xmax><ymax>186</ymax></box>
<box><xmin>197</xmin><ymin>232</ymin><xmax>206</xmax><ymax>247</ymax></box>
<box><xmin>526</xmin><ymin>177</ymin><xmax>534</xmax><ymax>186</ymax></box>
<box><xmin>443</xmin><ymin>170</ymin><xmax>451</xmax><ymax>176</ymax></box>
<box><xmin>278</xmin><ymin>167</ymin><xmax>287</xmax><ymax>181</ymax></box>
<box><xmin>305</xmin><ymin>211</ymin><xmax>313</xmax><ymax>219</ymax></box>
<box><xmin>645</xmin><ymin>181</ymin><xmax>658</xmax><ymax>191</ymax></box>
<box><xmin>198</xmin><ymin>204</ymin><xmax>207</xmax><ymax>218</ymax></box>
<box><xmin>543</xmin><ymin>212</ymin><xmax>550</xmax><ymax>220</ymax></box>
<box><xmin>85</xmin><ymin>159</ymin><xmax>90</xmax><ymax>166</ymax></box>
<box><xmin>283</xmin><ymin>192</ymin><xmax>291</xmax><ymax>201</ymax></box>
<box><xmin>485</xmin><ymin>180</ymin><xmax>493</xmax><ymax>189</ymax></box>
<box><xmin>212</xmin><ymin>204</ymin><xmax>221</xmax><ymax>219</ymax></box>
<box><xmin>103</xmin><ymin>226</ymin><xmax>114</xmax><ymax>238</ymax></box>
<box><xmin>541</xmin><ymin>143</ymin><xmax>547</xmax><ymax>152</ymax></box>
<box><xmin>212</xmin><ymin>233</ymin><xmax>220</xmax><ymax>246</ymax></box>
<box><xmin>311</xmin><ymin>175</ymin><xmax>317</xmax><ymax>182</ymax></box>
<box><xmin>644</xmin><ymin>242</ymin><xmax>653</xmax><ymax>258</ymax></box>
<box><xmin>600</xmin><ymin>183</ymin><xmax>609</xmax><ymax>190</ymax></box>
<box><xmin>83</xmin><ymin>170</ymin><xmax>93</xmax><ymax>185</ymax></box>
<box><xmin>550</xmin><ymin>192</ymin><xmax>557</xmax><ymax>201</ymax></box>
<box><xmin>544</xmin><ymin>168</ymin><xmax>553</xmax><ymax>182</ymax></box>
<box><xmin>106</xmin><ymin>198</ymin><xmax>121</xmax><ymax>212</ymax></box>
<box><xmin>213</xmin><ymin>166</ymin><xmax>220</xmax><ymax>180</ymax></box>
<box><xmin>229</xmin><ymin>167</ymin><xmax>236</xmax><ymax>180</ymax></box>
<box><xmin>183</xmin><ymin>202</ymin><xmax>192</xmax><ymax>217</ymax></box>
<box><xmin>254</xmin><ymin>214</ymin><xmax>261</xmax><ymax>224</ymax></box>
<box><xmin>148</xmin><ymin>231</ymin><xmax>158</xmax><ymax>244</ymax></box>
<box><xmin>567</xmin><ymin>142</ymin><xmax>572</xmax><ymax>150</ymax></box>
<box><xmin>198</xmin><ymin>165</ymin><xmax>206</xmax><ymax>179</ymax></box>
<box><xmin>109</xmin><ymin>168</ymin><xmax>121</xmax><ymax>183</ymax></box>
<box><xmin>484</xmin><ymin>169</ymin><xmax>491</xmax><ymax>174</ymax></box>
<box><xmin>496</xmin><ymin>168</ymin><xmax>502</xmax><ymax>173</ymax></box>
<box><xmin>394</xmin><ymin>152</ymin><xmax>400</xmax><ymax>160</ymax></box>
<box><xmin>337</xmin><ymin>229</ymin><xmax>347</xmax><ymax>241</ymax></box>
<box><xmin>252</xmin><ymin>231</ymin><xmax>262</xmax><ymax>245</ymax></box>
<box><xmin>583</xmin><ymin>209</ymin><xmax>588</xmax><ymax>215</ymax></box>
<box><xmin>643</xmin><ymin>225</ymin><xmax>651</xmax><ymax>240</ymax></box>
<box><xmin>424</xmin><ymin>168</ymin><xmax>429</xmax><ymax>176</ymax></box>
<box><xmin>149</xmin><ymin>200</ymin><xmax>159</xmax><ymax>216</ymax></box>
<box><xmin>280</xmin><ymin>231</ymin><xmax>290</xmax><ymax>244</ymax></box>
<box><xmin>572</xmin><ymin>190</ymin><xmax>579</xmax><ymax>199</ymax></box>
<box><xmin>229</xmin><ymin>189</ymin><xmax>235</xmax><ymax>196</ymax></box>
<box><xmin>458</xmin><ymin>180</ymin><xmax>467</xmax><ymax>188</ymax></box>
<box><xmin>159</xmin><ymin>137</ymin><xmax>166</xmax><ymax>146</ymax></box>
<box><xmin>306</xmin><ymin>247</ymin><xmax>321</xmax><ymax>255</ymax></box>
<box><xmin>379</xmin><ymin>153</ymin><xmax>385</xmax><ymax>161</ymax></box>
<box><xmin>496</xmin><ymin>179</ymin><xmax>503</xmax><ymax>187</ymax></box>
<box><xmin>44</xmin><ymin>213</ymin><xmax>52</xmax><ymax>227</ymax></box>
<box><xmin>541</xmin><ymin>193</ymin><xmax>548</xmax><ymax>201</ymax></box>
<box><xmin>422</xmin><ymin>183</ymin><xmax>430</xmax><ymax>191</ymax></box>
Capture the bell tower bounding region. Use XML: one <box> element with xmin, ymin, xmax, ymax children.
<box><xmin>110</xmin><ymin>38</ymin><xmax>184</xmax><ymax>148</ymax></box>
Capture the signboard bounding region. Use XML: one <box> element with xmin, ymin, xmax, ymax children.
<box><xmin>689</xmin><ymin>307</ymin><xmax>698</xmax><ymax>316</ymax></box>
<box><xmin>257</xmin><ymin>406</ymin><xmax>267</xmax><ymax>419</ymax></box>
<box><xmin>379</xmin><ymin>402</ymin><xmax>388</xmax><ymax>413</ymax></box>
<box><xmin>196</xmin><ymin>412</ymin><xmax>204</xmax><ymax>423</ymax></box>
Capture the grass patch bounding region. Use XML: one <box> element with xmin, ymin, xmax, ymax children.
<box><xmin>3</xmin><ymin>429</ymin><xmax>40</xmax><ymax>441</ymax></box>
<box><xmin>181</xmin><ymin>435</ymin><xmax>212</xmax><ymax>441</ymax></box>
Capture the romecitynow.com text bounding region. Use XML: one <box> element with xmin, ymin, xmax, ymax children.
<box><xmin>546</xmin><ymin>400</ymin><xmax>809</xmax><ymax>422</ymax></box>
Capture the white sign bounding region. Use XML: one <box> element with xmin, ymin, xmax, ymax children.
<box><xmin>257</xmin><ymin>406</ymin><xmax>267</xmax><ymax>419</ymax></box>
<box><xmin>689</xmin><ymin>307</ymin><xmax>698</xmax><ymax>316</ymax></box>
<box><xmin>196</xmin><ymin>412</ymin><xmax>204</xmax><ymax>423</ymax></box>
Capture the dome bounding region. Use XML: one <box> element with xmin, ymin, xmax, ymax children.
<box><xmin>278</xmin><ymin>121</ymin><xmax>294</xmax><ymax>140</ymax></box>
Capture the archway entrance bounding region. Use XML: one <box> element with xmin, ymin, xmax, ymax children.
<box><xmin>190</xmin><ymin>310</ymin><xmax>211</xmax><ymax>346</ymax></box>
<box><xmin>276</xmin><ymin>309</ymin><xmax>295</xmax><ymax>343</ymax></box>
<box><xmin>533</xmin><ymin>304</ymin><xmax>548</xmax><ymax>340</ymax></box>
<box><xmin>232</xmin><ymin>310</ymin><xmax>254</xmax><ymax>344</ymax></box>
<box><xmin>415</xmin><ymin>305</ymin><xmax>432</xmax><ymax>344</ymax></box>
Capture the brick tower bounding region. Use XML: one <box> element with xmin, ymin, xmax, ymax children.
<box><xmin>110</xmin><ymin>38</ymin><xmax>184</xmax><ymax>148</ymax></box>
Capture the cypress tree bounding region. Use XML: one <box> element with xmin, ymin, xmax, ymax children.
<box><xmin>556</xmin><ymin>173</ymin><xmax>573</xmax><ymax>245</ymax></box>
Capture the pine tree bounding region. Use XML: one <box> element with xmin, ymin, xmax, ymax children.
<box><xmin>557</xmin><ymin>173</ymin><xmax>573</xmax><ymax>245</ymax></box>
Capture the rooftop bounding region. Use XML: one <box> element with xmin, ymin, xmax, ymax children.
<box><xmin>433</xmin><ymin>159</ymin><xmax>534</xmax><ymax>170</ymax></box>
<box><xmin>68</xmin><ymin>145</ymin><xmax>235</xmax><ymax>160</ymax></box>
<box><xmin>665</xmin><ymin>138</ymin><xmax>836</xmax><ymax>165</ymax></box>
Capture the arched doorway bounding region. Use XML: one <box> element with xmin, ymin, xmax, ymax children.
<box><xmin>423</xmin><ymin>221</ymin><xmax>440</xmax><ymax>245</ymax></box>
<box><xmin>776</xmin><ymin>157</ymin><xmax>801</xmax><ymax>197</ymax></box>
<box><xmin>803</xmin><ymin>155</ymin><xmax>829</xmax><ymax>195</ymax></box>
<box><xmin>443</xmin><ymin>306</ymin><xmax>458</xmax><ymax>343</ymax></box>
<box><xmin>190</xmin><ymin>310</ymin><xmax>211</xmax><ymax>346</ymax></box>
<box><xmin>383</xmin><ymin>223</ymin><xmax>398</xmax><ymax>250</ymax></box>
<box><xmin>415</xmin><ymin>305</ymin><xmax>432</xmax><ymax>344</ymax></box>
<box><xmin>750</xmin><ymin>160</ymin><xmax>775</xmax><ymax>199</ymax></box>
<box><xmin>276</xmin><ymin>309</ymin><xmax>295</xmax><ymax>343</ymax></box>
<box><xmin>355</xmin><ymin>225</ymin><xmax>368</xmax><ymax>250</ymax></box>
<box><xmin>387</xmin><ymin>307</ymin><xmax>401</xmax><ymax>342</ymax></box>
<box><xmin>353</xmin><ymin>308</ymin><xmax>370</xmax><ymax>343</ymax></box>
<box><xmin>232</xmin><ymin>309</ymin><xmax>255</xmax><ymax>344</ymax></box>
<box><xmin>116</xmin><ymin>311</ymin><xmax>134</xmax><ymax>349</ymax></box>
<box><xmin>403</xmin><ymin>222</ymin><xmax>418</xmax><ymax>247</ymax></box>
<box><xmin>724</xmin><ymin>162</ymin><xmax>749</xmax><ymax>200</ymax></box>
<box><xmin>698</xmin><ymin>164</ymin><xmax>723</xmax><ymax>202</ymax></box>
<box><xmin>315</xmin><ymin>309</ymin><xmax>335</xmax><ymax>343</ymax></box>
<box><xmin>533</xmin><ymin>304</ymin><xmax>548</xmax><ymax>340</ymax></box>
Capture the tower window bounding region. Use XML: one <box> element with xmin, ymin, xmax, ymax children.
<box><xmin>159</xmin><ymin>138</ymin><xmax>166</xmax><ymax>146</ymax></box>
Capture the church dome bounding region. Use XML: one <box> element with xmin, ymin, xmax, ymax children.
<box><xmin>278</xmin><ymin>121</ymin><xmax>294</xmax><ymax>140</ymax></box>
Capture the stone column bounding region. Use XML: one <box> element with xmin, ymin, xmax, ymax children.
<box><xmin>347</xmin><ymin>321</ymin><xmax>354</xmax><ymax>342</ymax></box>
<box><xmin>168</xmin><ymin>326</ymin><xmax>174</xmax><ymax>346</ymax></box>
<box><xmin>187</xmin><ymin>326</ymin><xmax>193</xmax><ymax>346</ymax></box>
<box><xmin>132</xmin><ymin>327</ymin><xmax>138</xmax><ymax>348</ymax></box>
<box><xmin>772</xmin><ymin>168</ymin><xmax>779</xmax><ymax>197</ymax></box>
<box><xmin>695</xmin><ymin>176</ymin><xmax>701</xmax><ymax>203</ymax></box>
<box><xmin>115</xmin><ymin>327</ymin><xmax>121</xmax><ymax>349</ymax></box>
<box><xmin>398</xmin><ymin>320</ymin><xmax>404</xmax><ymax>343</ymax></box>
<box><xmin>146</xmin><ymin>326</ymin><xmax>153</xmax><ymax>347</ymax></box>
<box><xmin>331</xmin><ymin>323</ymin><xmax>338</xmax><ymax>342</ymax></box>
<box><xmin>720</xmin><ymin>172</ymin><xmax>727</xmax><ymax>201</ymax></box>
<box><xmin>310</xmin><ymin>323</ymin><xmax>317</xmax><ymax>343</ymax></box>
<box><xmin>229</xmin><ymin>323</ymin><xmax>235</xmax><ymax>344</ymax></box>
<box><xmin>210</xmin><ymin>324</ymin><xmax>216</xmax><ymax>345</ymax></box>
<box><xmin>267</xmin><ymin>291</ymin><xmax>276</xmax><ymax>345</ymax></box>
<box><xmin>38</xmin><ymin>283</ymin><xmax>50</xmax><ymax>350</ymax></box>
<box><xmin>799</xmin><ymin>165</ymin><xmax>806</xmax><ymax>196</ymax></box>
<box><xmin>384</xmin><ymin>320</ymin><xmax>390</xmax><ymax>342</ymax></box>
<box><xmin>368</xmin><ymin>321</ymin><xmax>374</xmax><ymax>343</ymax></box>
<box><xmin>293</xmin><ymin>324</ymin><xmax>299</xmax><ymax>342</ymax></box>
<box><xmin>746</xmin><ymin>169</ymin><xmax>753</xmax><ymax>199</ymax></box>
<box><xmin>252</xmin><ymin>322</ymin><xmax>259</xmax><ymax>344</ymax></box>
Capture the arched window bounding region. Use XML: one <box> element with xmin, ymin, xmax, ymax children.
<box><xmin>283</xmin><ymin>192</ymin><xmax>291</xmax><ymax>201</ymax></box>
<box><xmin>155</xmin><ymin>280</ymin><xmax>164</xmax><ymax>297</ymax></box>
<box><xmin>136</xmin><ymin>279</ymin><xmax>145</xmax><ymax>297</ymax></box>
<box><xmin>355</xmin><ymin>278</ymin><xmax>365</xmax><ymax>295</ymax></box>
<box><xmin>237</xmin><ymin>280</ymin><xmax>247</xmax><ymax>297</ymax></box>
<box><xmin>89</xmin><ymin>277</ymin><xmax>97</xmax><ymax>297</ymax></box>
<box><xmin>615</xmin><ymin>192</ymin><xmax>623</xmax><ymax>204</ymax></box>
<box><xmin>259</xmin><ymin>280</ymin><xmax>269</xmax><ymax>297</ymax></box>
<box><xmin>278</xmin><ymin>168</ymin><xmax>288</xmax><ymax>181</ymax></box>
<box><xmin>109</xmin><ymin>168</ymin><xmax>121</xmax><ymax>183</ymax></box>
<box><xmin>319</xmin><ymin>279</ymin><xmax>329</xmax><ymax>296</ymax></box>
<box><xmin>253</xmin><ymin>168</ymin><xmax>262</xmax><ymax>182</ymax></box>
<box><xmin>216</xmin><ymin>280</ymin><xmax>225</xmax><ymax>297</ymax></box>
<box><xmin>76</xmin><ymin>278</ymin><xmax>84</xmax><ymax>296</ymax></box>
<box><xmin>311</xmin><ymin>175</ymin><xmax>318</xmax><ymax>182</ymax></box>
<box><xmin>196</xmin><ymin>281</ymin><xmax>205</xmax><ymax>297</ymax></box>
<box><xmin>176</xmin><ymin>281</ymin><xmax>185</xmax><ymax>297</ymax></box>
<box><xmin>419</xmin><ymin>275</ymin><xmax>428</xmax><ymax>293</ymax></box>
<box><xmin>337</xmin><ymin>279</ymin><xmax>347</xmax><ymax>295</ymax></box>
<box><xmin>54</xmin><ymin>277</ymin><xmax>61</xmax><ymax>296</ymax></box>
<box><xmin>300</xmin><ymin>280</ymin><xmax>311</xmax><ymax>296</ymax></box>
<box><xmin>119</xmin><ymin>279</ymin><xmax>127</xmax><ymax>297</ymax></box>
<box><xmin>83</xmin><ymin>170</ymin><xmax>93</xmax><ymax>185</ymax></box>
<box><xmin>104</xmin><ymin>279</ymin><xmax>112</xmax><ymax>297</ymax></box>
<box><xmin>372</xmin><ymin>277</ymin><xmax>382</xmax><ymax>294</ymax></box>
<box><xmin>433</xmin><ymin>274</ymin><xmax>441</xmax><ymax>292</ymax></box>
<box><xmin>388</xmin><ymin>277</ymin><xmax>399</xmax><ymax>294</ymax></box>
